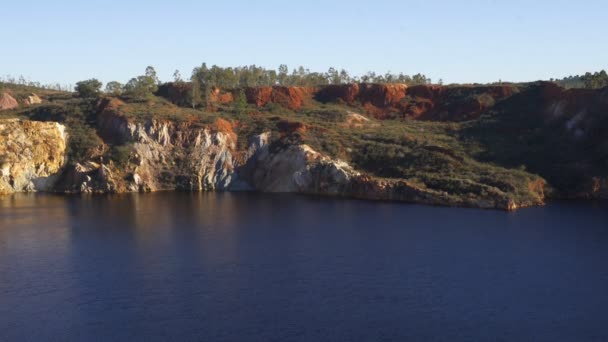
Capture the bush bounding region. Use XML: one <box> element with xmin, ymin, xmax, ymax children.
<box><xmin>109</xmin><ymin>145</ymin><xmax>132</xmax><ymax>166</ymax></box>
<box><xmin>67</xmin><ymin>124</ymin><xmax>103</xmax><ymax>163</ymax></box>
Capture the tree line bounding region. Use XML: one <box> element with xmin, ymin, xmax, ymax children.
<box><xmin>0</xmin><ymin>75</ymin><xmax>72</xmax><ymax>92</ymax></box>
<box><xmin>75</xmin><ymin>64</ymin><xmax>433</xmax><ymax>99</ymax></box>
<box><xmin>190</xmin><ymin>63</ymin><xmax>432</xmax><ymax>88</ymax></box>
<box><xmin>552</xmin><ymin>70</ymin><xmax>608</xmax><ymax>89</ymax></box>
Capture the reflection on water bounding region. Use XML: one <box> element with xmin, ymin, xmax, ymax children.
<box><xmin>1</xmin><ymin>193</ymin><xmax>608</xmax><ymax>341</ymax></box>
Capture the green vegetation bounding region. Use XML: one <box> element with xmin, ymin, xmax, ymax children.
<box><xmin>105</xmin><ymin>81</ymin><xmax>124</xmax><ymax>96</ymax></box>
<box><xmin>553</xmin><ymin>70</ymin><xmax>608</xmax><ymax>89</ymax></box>
<box><xmin>75</xmin><ymin>79</ymin><xmax>102</xmax><ymax>98</ymax></box>
<box><xmin>3</xmin><ymin>65</ymin><xmax>607</xmax><ymax>204</ymax></box>
<box><xmin>189</xmin><ymin>63</ymin><xmax>432</xmax><ymax>87</ymax></box>
<box><xmin>109</xmin><ymin>144</ymin><xmax>132</xmax><ymax>166</ymax></box>
<box><xmin>123</xmin><ymin>66</ymin><xmax>159</xmax><ymax>99</ymax></box>
<box><xmin>582</xmin><ymin>70</ymin><xmax>608</xmax><ymax>89</ymax></box>
<box><xmin>189</xmin><ymin>63</ymin><xmax>432</xmax><ymax>107</ymax></box>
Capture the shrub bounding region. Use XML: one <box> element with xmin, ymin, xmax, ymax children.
<box><xmin>109</xmin><ymin>145</ymin><xmax>132</xmax><ymax>166</ymax></box>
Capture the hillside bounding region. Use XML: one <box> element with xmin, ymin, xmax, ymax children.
<box><xmin>1</xmin><ymin>81</ymin><xmax>607</xmax><ymax>209</ymax></box>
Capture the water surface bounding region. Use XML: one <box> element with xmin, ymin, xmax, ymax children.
<box><xmin>1</xmin><ymin>193</ymin><xmax>608</xmax><ymax>341</ymax></box>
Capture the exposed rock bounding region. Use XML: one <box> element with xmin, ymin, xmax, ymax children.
<box><xmin>209</xmin><ymin>87</ymin><xmax>234</xmax><ymax>104</ymax></box>
<box><xmin>315</xmin><ymin>84</ymin><xmax>516</xmax><ymax>120</ymax></box>
<box><xmin>591</xmin><ymin>177</ymin><xmax>608</xmax><ymax>199</ymax></box>
<box><xmin>251</xmin><ymin>144</ymin><xmax>359</xmax><ymax>194</ymax></box>
<box><xmin>23</xmin><ymin>93</ymin><xmax>42</xmax><ymax>105</ymax></box>
<box><xmin>245</xmin><ymin>86</ymin><xmax>316</xmax><ymax>110</ymax></box>
<box><xmin>315</xmin><ymin>83</ymin><xmax>408</xmax><ymax>110</ymax></box>
<box><xmin>0</xmin><ymin>114</ymin><xmax>547</xmax><ymax>210</ymax></box>
<box><xmin>95</xmin><ymin>102</ymin><xmax>243</xmax><ymax>192</ymax></box>
<box><xmin>341</xmin><ymin>112</ymin><xmax>378</xmax><ymax>128</ymax></box>
<box><xmin>470</xmin><ymin>82</ymin><xmax>608</xmax><ymax>199</ymax></box>
<box><xmin>0</xmin><ymin>93</ymin><xmax>19</xmax><ymax>111</ymax></box>
<box><xmin>0</xmin><ymin>119</ymin><xmax>67</xmax><ymax>194</ymax></box>
<box><xmin>57</xmin><ymin>162</ymin><xmax>118</xmax><ymax>193</ymax></box>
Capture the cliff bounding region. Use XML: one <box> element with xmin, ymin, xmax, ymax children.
<box><xmin>0</xmin><ymin>117</ymin><xmax>544</xmax><ymax>210</ymax></box>
<box><xmin>0</xmin><ymin>119</ymin><xmax>67</xmax><ymax>194</ymax></box>
<box><xmin>158</xmin><ymin>83</ymin><xmax>517</xmax><ymax>121</ymax></box>
<box><xmin>467</xmin><ymin>82</ymin><xmax>608</xmax><ymax>199</ymax></box>
<box><xmin>1</xmin><ymin>81</ymin><xmax>605</xmax><ymax>210</ymax></box>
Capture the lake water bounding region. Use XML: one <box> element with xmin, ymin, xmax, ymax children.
<box><xmin>1</xmin><ymin>193</ymin><xmax>608</xmax><ymax>341</ymax></box>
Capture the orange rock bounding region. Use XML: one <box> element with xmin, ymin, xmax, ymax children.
<box><xmin>0</xmin><ymin>92</ymin><xmax>19</xmax><ymax>111</ymax></box>
<box><xmin>244</xmin><ymin>86</ymin><xmax>315</xmax><ymax>110</ymax></box>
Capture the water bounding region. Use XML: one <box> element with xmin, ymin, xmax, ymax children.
<box><xmin>1</xmin><ymin>193</ymin><xmax>608</xmax><ymax>342</ymax></box>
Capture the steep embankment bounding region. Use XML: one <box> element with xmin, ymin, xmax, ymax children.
<box><xmin>7</xmin><ymin>81</ymin><xmax>606</xmax><ymax>210</ymax></box>
<box><xmin>314</xmin><ymin>83</ymin><xmax>516</xmax><ymax>120</ymax></box>
<box><xmin>157</xmin><ymin>83</ymin><xmax>517</xmax><ymax>121</ymax></box>
<box><xmin>0</xmin><ymin>119</ymin><xmax>67</xmax><ymax>194</ymax></box>
<box><xmin>158</xmin><ymin>83</ymin><xmax>517</xmax><ymax>121</ymax></box>
<box><xmin>467</xmin><ymin>82</ymin><xmax>608</xmax><ymax>199</ymax></box>
<box><xmin>0</xmin><ymin>109</ymin><xmax>542</xmax><ymax>209</ymax></box>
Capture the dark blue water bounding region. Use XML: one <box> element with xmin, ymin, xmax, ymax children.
<box><xmin>1</xmin><ymin>193</ymin><xmax>608</xmax><ymax>341</ymax></box>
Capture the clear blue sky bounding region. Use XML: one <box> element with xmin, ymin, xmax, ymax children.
<box><xmin>2</xmin><ymin>0</ymin><xmax>606</xmax><ymax>86</ymax></box>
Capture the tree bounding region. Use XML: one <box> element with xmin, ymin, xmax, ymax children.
<box><xmin>145</xmin><ymin>66</ymin><xmax>159</xmax><ymax>84</ymax></box>
<box><xmin>233</xmin><ymin>89</ymin><xmax>247</xmax><ymax>116</ymax></box>
<box><xmin>123</xmin><ymin>67</ymin><xmax>159</xmax><ymax>98</ymax></box>
<box><xmin>188</xmin><ymin>62</ymin><xmax>433</xmax><ymax>89</ymax></box>
<box><xmin>75</xmin><ymin>79</ymin><xmax>102</xmax><ymax>98</ymax></box>
<box><xmin>339</xmin><ymin>69</ymin><xmax>351</xmax><ymax>84</ymax></box>
<box><xmin>278</xmin><ymin>64</ymin><xmax>289</xmax><ymax>85</ymax></box>
<box><xmin>190</xmin><ymin>73</ymin><xmax>200</xmax><ymax>108</ymax></box>
<box><xmin>173</xmin><ymin>70</ymin><xmax>182</xmax><ymax>83</ymax></box>
<box><xmin>105</xmin><ymin>81</ymin><xmax>124</xmax><ymax>96</ymax></box>
<box><xmin>327</xmin><ymin>67</ymin><xmax>340</xmax><ymax>84</ymax></box>
<box><xmin>412</xmin><ymin>73</ymin><xmax>429</xmax><ymax>85</ymax></box>
<box><xmin>582</xmin><ymin>70</ymin><xmax>608</xmax><ymax>89</ymax></box>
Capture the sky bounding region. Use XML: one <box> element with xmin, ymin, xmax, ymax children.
<box><xmin>1</xmin><ymin>0</ymin><xmax>607</xmax><ymax>86</ymax></box>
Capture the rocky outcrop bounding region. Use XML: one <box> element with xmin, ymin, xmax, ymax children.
<box><xmin>245</xmin><ymin>143</ymin><xmax>542</xmax><ymax>210</ymax></box>
<box><xmin>590</xmin><ymin>177</ymin><xmax>608</xmax><ymax>199</ymax></box>
<box><xmin>157</xmin><ymin>82</ymin><xmax>516</xmax><ymax>121</ymax></box>
<box><xmin>349</xmin><ymin>177</ymin><xmax>544</xmax><ymax>210</ymax></box>
<box><xmin>0</xmin><ymin>93</ymin><xmax>19</xmax><ymax>111</ymax></box>
<box><xmin>245</xmin><ymin>86</ymin><xmax>316</xmax><ymax>110</ymax></box>
<box><xmin>23</xmin><ymin>93</ymin><xmax>42</xmax><ymax>105</ymax></box>
<box><xmin>251</xmin><ymin>144</ymin><xmax>359</xmax><ymax>194</ymax></box>
<box><xmin>467</xmin><ymin>82</ymin><xmax>608</xmax><ymax>199</ymax></box>
<box><xmin>94</xmin><ymin>100</ymin><xmax>245</xmax><ymax>192</ymax></box>
<box><xmin>209</xmin><ymin>87</ymin><xmax>234</xmax><ymax>105</ymax></box>
<box><xmin>314</xmin><ymin>84</ymin><xmax>515</xmax><ymax>120</ymax></box>
<box><xmin>0</xmin><ymin>114</ymin><xmax>545</xmax><ymax>210</ymax></box>
<box><xmin>0</xmin><ymin>119</ymin><xmax>67</xmax><ymax>194</ymax></box>
<box><xmin>56</xmin><ymin>162</ymin><xmax>118</xmax><ymax>193</ymax></box>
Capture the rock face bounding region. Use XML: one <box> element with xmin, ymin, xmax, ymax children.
<box><xmin>23</xmin><ymin>93</ymin><xmax>42</xmax><ymax>105</ymax></box>
<box><xmin>156</xmin><ymin>82</ymin><xmax>517</xmax><ymax>122</ymax></box>
<box><xmin>0</xmin><ymin>119</ymin><xmax>67</xmax><ymax>194</ymax></box>
<box><xmin>245</xmin><ymin>86</ymin><xmax>316</xmax><ymax>110</ymax></box>
<box><xmin>251</xmin><ymin>144</ymin><xmax>359</xmax><ymax>194</ymax></box>
<box><xmin>213</xmin><ymin>84</ymin><xmax>513</xmax><ymax>121</ymax></box>
<box><xmin>95</xmin><ymin>100</ymin><xmax>242</xmax><ymax>192</ymax></box>
<box><xmin>56</xmin><ymin>162</ymin><xmax>118</xmax><ymax>194</ymax></box>
<box><xmin>469</xmin><ymin>82</ymin><xmax>608</xmax><ymax>199</ymax></box>
<box><xmin>0</xmin><ymin>115</ymin><xmax>543</xmax><ymax>210</ymax></box>
<box><xmin>0</xmin><ymin>93</ymin><xmax>19</xmax><ymax>111</ymax></box>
